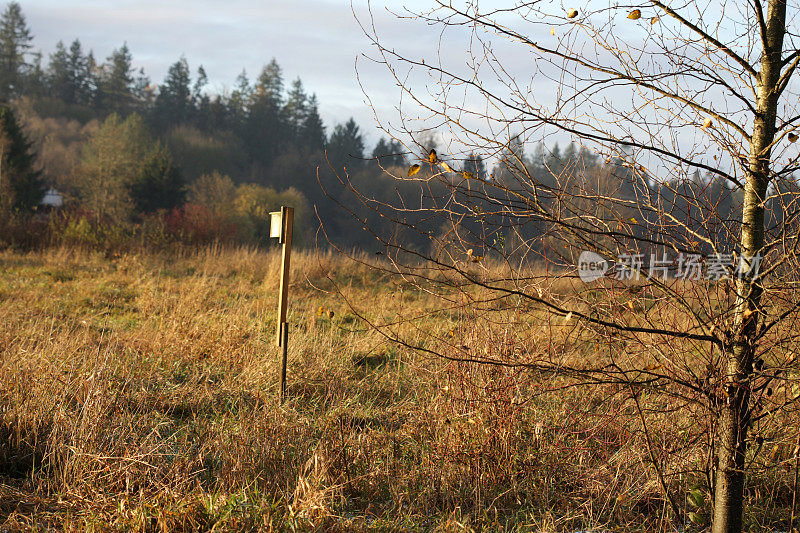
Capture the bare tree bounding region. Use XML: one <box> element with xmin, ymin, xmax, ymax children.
<box><xmin>337</xmin><ymin>0</ymin><xmax>800</xmax><ymax>530</ymax></box>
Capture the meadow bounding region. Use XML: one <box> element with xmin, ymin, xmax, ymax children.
<box><xmin>0</xmin><ymin>246</ymin><xmax>794</xmax><ymax>531</ymax></box>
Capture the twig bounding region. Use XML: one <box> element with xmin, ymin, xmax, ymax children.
<box><xmin>628</xmin><ymin>383</ymin><xmax>682</xmax><ymax>520</ymax></box>
<box><xmin>790</xmin><ymin>429</ymin><xmax>800</xmax><ymax>533</ymax></box>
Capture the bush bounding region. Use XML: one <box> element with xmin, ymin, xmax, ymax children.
<box><xmin>164</xmin><ymin>203</ymin><xmax>241</xmax><ymax>245</ymax></box>
<box><xmin>234</xmin><ymin>184</ymin><xmax>309</xmax><ymax>246</ymax></box>
<box><xmin>59</xmin><ymin>215</ymin><xmax>99</xmax><ymax>247</ymax></box>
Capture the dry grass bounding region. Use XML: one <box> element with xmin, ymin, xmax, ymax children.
<box><xmin>0</xmin><ymin>246</ymin><xmax>795</xmax><ymax>531</ymax></box>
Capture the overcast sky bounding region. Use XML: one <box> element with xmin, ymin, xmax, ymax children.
<box><xmin>21</xmin><ymin>0</ymin><xmax>439</xmax><ymax>147</ymax></box>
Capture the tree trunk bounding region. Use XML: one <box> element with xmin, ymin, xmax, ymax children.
<box><xmin>713</xmin><ymin>154</ymin><xmax>767</xmax><ymax>532</ymax></box>
<box><xmin>712</xmin><ymin>1</ymin><xmax>784</xmax><ymax>530</ymax></box>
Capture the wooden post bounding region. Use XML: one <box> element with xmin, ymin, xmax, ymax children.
<box><xmin>276</xmin><ymin>206</ymin><xmax>293</xmax><ymax>345</ymax></box>
<box><xmin>272</xmin><ymin>206</ymin><xmax>293</xmax><ymax>404</ymax></box>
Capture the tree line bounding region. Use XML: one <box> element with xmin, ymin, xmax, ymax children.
<box><xmin>0</xmin><ymin>1</ymin><xmax>741</xmax><ymax>256</ymax></box>
<box><xmin>0</xmin><ymin>1</ymin><xmax>414</xmax><ymax>249</ymax></box>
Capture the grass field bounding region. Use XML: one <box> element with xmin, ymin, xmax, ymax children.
<box><xmin>0</xmin><ymin>246</ymin><xmax>795</xmax><ymax>531</ymax></box>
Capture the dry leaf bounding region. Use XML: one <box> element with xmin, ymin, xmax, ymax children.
<box><xmin>408</xmin><ymin>164</ymin><xmax>420</xmax><ymax>176</ymax></box>
<box><xmin>439</xmin><ymin>161</ymin><xmax>453</xmax><ymax>173</ymax></box>
<box><xmin>703</xmin><ymin>117</ymin><xmax>713</xmax><ymax>130</ymax></box>
<box><xmin>550</xmin><ymin>27</ymin><xmax>556</xmax><ymax>35</ymax></box>
<box><xmin>789</xmin><ymin>133</ymin><xmax>798</xmax><ymax>143</ymax></box>
<box><xmin>567</xmin><ymin>8</ymin><xmax>578</xmax><ymax>18</ymax></box>
<box><xmin>428</xmin><ymin>149</ymin><xmax>438</xmax><ymax>163</ymax></box>
<box><xmin>628</xmin><ymin>9</ymin><xmax>641</xmax><ymax>19</ymax></box>
<box><xmin>650</xmin><ymin>16</ymin><xmax>658</xmax><ymax>24</ymax></box>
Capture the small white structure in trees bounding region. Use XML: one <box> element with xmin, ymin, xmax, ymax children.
<box><xmin>40</xmin><ymin>188</ymin><xmax>63</xmax><ymax>208</ymax></box>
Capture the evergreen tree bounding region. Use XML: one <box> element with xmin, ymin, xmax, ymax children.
<box><xmin>0</xmin><ymin>104</ymin><xmax>42</xmax><ymax>212</ymax></box>
<box><xmin>243</xmin><ymin>61</ymin><xmax>287</xmax><ymax>165</ymax></box>
<box><xmin>227</xmin><ymin>70</ymin><xmax>251</xmax><ymax>126</ymax></box>
<box><xmin>530</xmin><ymin>142</ymin><xmax>546</xmax><ymax>169</ymax></box>
<box><xmin>129</xmin><ymin>145</ymin><xmax>184</xmax><ymax>213</ymax></box>
<box><xmin>192</xmin><ymin>65</ymin><xmax>207</xmax><ymax>103</ymax></box>
<box><xmin>132</xmin><ymin>67</ymin><xmax>152</xmax><ymax>107</ymax></box>
<box><xmin>203</xmin><ymin>94</ymin><xmax>228</xmax><ymax>132</ymax></box>
<box><xmin>547</xmin><ymin>143</ymin><xmax>561</xmax><ymax>166</ymax></box>
<box><xmin>155</xmin><ymin>56</ymin><xmax>193</xmax><ymax>126</ymax></box>
<box><xmin>47</xmin><ymin>41</ymin><xmax>70</xmax><ymax>101</ymax></box>
<box><xmin>256</xmin><ymin>59</ymin><xmax>283</xmax><ymax>106</ymax></box>
<box><xmin>414</xmin><ymin>132</ymin><xmax>439</xmax><ymax>157</ymax></box>
<box><xmin>299</xmin><ymin>94</ymin><xmax>325</xmax><ymax>151</ymax></box>
<box><xmin>283</xmin><ymin>78</ymin><xmax>307</xmax><ymax>141</ymax></box>
<box><xmin>98</xmin><ymin>44</ymin><xmax>134</xmax><ymax>113</ymax></box>
<box><xmin>463</xmin><ymin>152</ymin><xmax>487</xmax><ymax>180</ymax></box>
<box><xmin>252</xmin><ymin>61</ymin><xmax>284</xmax><ymax>128</ymax></box>
<box><xmin>191</xmin><ymin>66</ymin><xmax>209</xmax><ymax>128</ymax></box>
<box><xmin>0</xmin><ymin>1</ymin><xmax>32</xmax><ymax>101</ymax></box>
<box><xmin>48</xmin><ymin>39</ymin><xmax>91</xmax><ymax>105</ymax></box>
<box><xmin>85</xmin><ymin>50</ymin><xmax>98</xmax><ymax>103</ymax></box>
<box><xmin>563</xmin><ymin>142</ymin><xmax>577</xmax><ymax>165</ymax></box>
<box><xmin>327</xmin><ymin>118</ymin><xmax>364</xmax><ymax>170</ymax></box>
<box><xmin>372</xmin><ymin>137</ymin><xmax>405</xmax><ymax>167</ymax></box>
<box><xmin>493</xmin><ymin>136</ymin><xmax>526</xmax><ymax>184</ymax></box>
<box><xmin>24</xmin><ymin>49</ymin><xmax>44</xmax><ymax>96</ymax></box>
<box><xmin>578</xmin><ymin>146</ymin><xmax>599</xmax><ymax>168</ymax></box>
<box><xmin>68</xmin><ymin>39</ymin><xmax>92</xmax><ymax>105</ymax></box>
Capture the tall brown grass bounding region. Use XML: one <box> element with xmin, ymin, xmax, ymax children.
<box><xmin>0</xmin><ymin>246</ymin><xmax>794</xmax><ymax>530</ymax></box>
